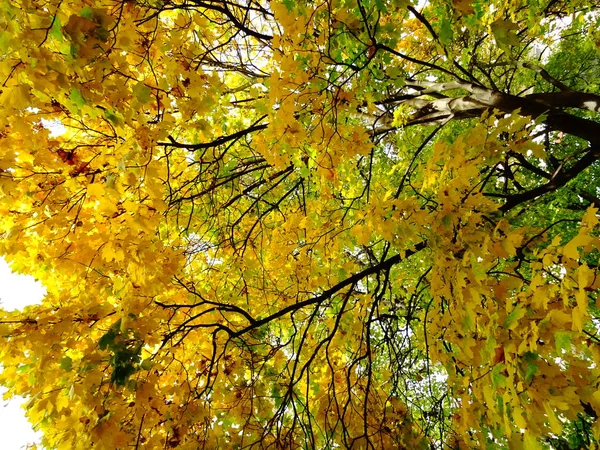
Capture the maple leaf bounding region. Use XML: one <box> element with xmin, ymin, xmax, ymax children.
<box><xmin>452</xmin><ymin>0</ymin><xmax>475</xmax><ymax>16</ymax></box>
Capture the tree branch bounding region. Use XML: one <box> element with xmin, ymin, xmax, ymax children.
<box><xmin>499</xmin><ymin>146</ymin><xmax>600</xmax><ymax>212</ymax></box>
<box><xmin>159</xmin><ymin>116</ymin><xmax>268</xmax><ymax>150</ymax></box>
<box><xmin>231</xmin><ymin>241</ymin><xmax>427</xmax><ymax>338</ymax></box>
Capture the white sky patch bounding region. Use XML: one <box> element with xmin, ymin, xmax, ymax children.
<box><xmin>0</xmin><ymin>259</ymin><xmax>46</xmax><ymax>311</ymax></box>
<box><xmin>533</xmin><ymin>14</ymin><xmax>573</xmax><ymax>63</ymax></box>
<box><xmin>0</xmin><ymin>388</ymin><xmax>42</xmax><ymax>450</ymax></box>
<box><xmin>0</xmin><ymin>257</ymin><xmax>46</xmax><ymax>448</ymax></box>
<box><xmin>40</xmin><ymin>118</ymin><xmax>66</xmax><ymax>137</ymax></box>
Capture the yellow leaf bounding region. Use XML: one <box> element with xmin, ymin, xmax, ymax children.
<box><xmin>87</xmin><ymin>183</ymin><xmax>106</xmax><ymax>198</ymax></box>
<box><xmin>582</xmin><ymin>206</ymin><xmax>599</xmax><ymax>228</ymax></box>
<box><xmin>491</xmin><ymin>19</ymin><xmax>520</xmax><ymax>47</ymax></box>
<box><xmin>562</xmin><ymin>233</ymin><xmax>592</xmax><ymax>260</ymax></box>
<box><xmin>523</xmin><ymin>432</ymin><xmax>541</xmax><ymax>450</ymax></box>
<box><xmin>572</xmin><ymin>305</ymin><xmax>586</xmax><ymax>332</ymax></box>
<box><xmin>55</xmin><ymin>393</ymin><xmax>69</xmax><ymax>413</ymax></box>
<box><xmin>544</xmin><ymin>403</ymin><xmax>562</xmax><ymax>435</ymax></box>
<box><xmin>452</xmin><ymin>0</ymin><xmax>475</xmax><ymax>15</ymax></box>
<box><xmin>1</xmin><ymin>85</ymin><xmax>31</xmax><ymax>109</ymax></box>
<box><xmin>513</xmin><ymin>409</ymin><xmax>527</xmax><ymax>429</ymax></box>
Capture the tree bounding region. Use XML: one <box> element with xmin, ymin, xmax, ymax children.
<box><xmin>1</xmin><ymin>0</ymin><xmax>600</xmax><ymax>447</ymax></box>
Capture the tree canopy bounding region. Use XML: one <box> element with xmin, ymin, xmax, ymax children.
<box><xmin>1</xmin><ymin>0</ymin><xmax>600</xmax><ymax>448</ymax></box>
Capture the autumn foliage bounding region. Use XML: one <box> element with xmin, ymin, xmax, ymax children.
<box><xmin>1</xmin><ymin>0</ymin><xmax>600</xmax><ymax>448</ymax></box>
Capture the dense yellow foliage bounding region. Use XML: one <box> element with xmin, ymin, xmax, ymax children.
<box><xmin>1</xmin><ymin>0</ymin><xmax>600</xmax><ymax>448</ymax></box>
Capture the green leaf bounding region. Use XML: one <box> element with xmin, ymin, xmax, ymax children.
<box><xmin>99</xmin><ymin>319</ymin><xmax>121</xmax><ymax>350</ymax></box>
<box><xmin>439</xmin><ymin>20</ymin><xmax>453</xmax><ymax>45</ymax></box>
<box><xmin>139</xmin><ymin>359</ymin><xmax>153</xmax><ymax>370</ymax></box>
<box><xmin>525</xmin><ymin>362</ymin><xmax>539</xmax><ymax>383</ymax></box>
<box><xmin>17</xmin><ymin>364</ymin><xmax>33</xmax><ymax>374</ymax></box>
<box><xmin>491</xmin><ymin>19</ymin><xmax>520</xmax><ymax>52</ymax></box>
<box><xmin>310</xmin><ymin>381</ymin><xmax>321</xmax><ymax>395</ymax></box>
<box><xmin>70</xmin><ymin>88</ymin><xmax>86</xmax><ymax>108</ymax></box>
<box><xmin>80</xmin><ymin>6</ymin><xmax>93</xmax><ymax>19</ymax></box>
<box><xmin>133</xmin><ymin>82</ymin><xmax>151</xmax><ymax>104</ymax></box>
<box><xmin>299</xmin><ymin>166</ymin><xmax>311</xmax><ymax>178</ymax></box>
<box><xmin>503</xmin><ymin>304</ymin><xmax>525</xmax><ymax>330</ymax></box>
<box><xmin>281</xmin><ymin>0</ymin><xmax>295</xmax><ymax>12</ymax></box>
<box><xmin>98</xmin><ymin>329</ymin><xmax>116</xmax><ymax>350</ymax></box>
<box><xmin>491</xmin><ymin>364</ymin><xmax>506</xmax><ymax>388</ymax></box>
<box><xmin>522</xmin><ymin>351</ymin><xmax>539</xmax><ymax>383</ymax></box>
<box><xmin>104</xmin><ymin>110</ymin><xmax>121</xmax><ymax>126</ymax></box>
<box><xmin>60</xmin><ymin>356</ymin><xmax>73</xmax><ymax>372</ymax></box>
<box><xmin>49</xmin><ymin>17</ymin><xmax>63</xmax><ymax>42</ymax></box>
<box><xmin>374</xmin><ymin>0</ymin><xmax>388</xmax><ymax>14</ymax></box>
<box><xmin>496</xmin><ymin>395</ymin><xmax>504</xmax><ymax>414</ymax></box>
<box><xmin>0</xmin><ymin>31</ymin><xmax>10</xmax><ymax>53</ymax></box>
<box><xmin>554</xmin><ymin>330</ymin><xmax>571</xmax><ymax>353</ymax></box>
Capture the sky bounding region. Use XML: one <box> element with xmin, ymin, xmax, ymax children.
<box><xmin>0</xmin><ymin>258</ymin><xmax>45</xmax><ymax>449</ymax></box>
